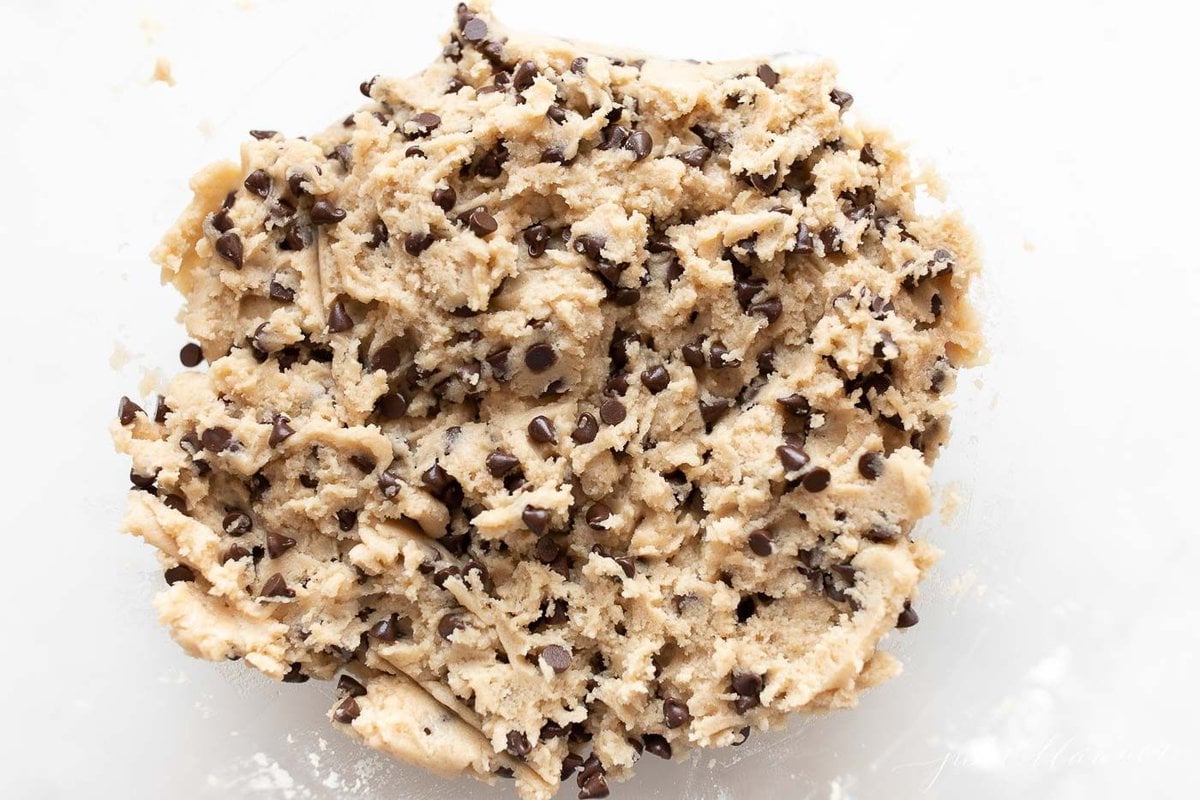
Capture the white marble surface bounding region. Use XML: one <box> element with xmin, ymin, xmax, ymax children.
<box><xmin>0</xmin><ymin>0</ymin><xmax>1196</xmax><ymax>797</ymax></box>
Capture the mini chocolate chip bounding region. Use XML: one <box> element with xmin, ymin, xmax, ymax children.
<box><xmin>699</xmin><ymin>398</ymin><xmax>733</xmax><ymax>429</ymax></box>
<box><xmin>525</xmin><ymin>343</ymin><xmax>557</xmax><ymax>372</ymax></box>
<box><xmin>540</xmin><ymin>145</ymin><xmax>567</xmax><ymax>164</ymax></box>
<box><xmin>794</xmin><ymin>222</ymin><xmax>814</xmax><ymax>254</ymax></box>
<box><xmin>547</xmin><ymin>104</ymin><xmax>568</xmax><ymax>124</ymax></box>
<box><xmin>375</xmin><ymin>391</ymin><xmax>407</xmax><ymax>419</ymax></box>
<box><xmin>409</xmin><ymin>112</ymin><xmax>441</xmax><ymax>136</ymax></box>
<box><xmin>201</xmin><ymin>427</ymin><xmax>233</xmax><ymax>453</ymax></box>
<box><xmin>802</xmin><ymin>468</ymin><xmax>831</xmax><ymax>493</ymax></box>
<box><xmin>404</xmin><ymin>231</ymin><xmax>435</xmax><ymax>255</ymax></box>
<box><xmin>523</xmin><ymin>223</ymin><xmax>550</xmax><ymax>257</ymax></box>
<box><xmin>675</xmin><ymin>146</ymin><xmax>711</xmax><ymax>167</ymax></box>
<box><xmin>641</xmin><ymin>365</ymin><xmax>670</xmax><ymax>394</ymax></box>
<box><xmin>487</xmin><ymin>348</ymin><xmax>511</xmax><ymax>381</ymax></box>
<box><xmin>369</xmin><ymin>615</ymin><xmax>398</xmax><ymax>642</ymax></box>
<box><xmin>573</xmin><ymin>233</ymin><xmax>606</xmax><ymax>261</ymax></box>
<box><xmin>118</xmin><ymin>396</ymin><xmax>143</xmax><ymax>426</ymax></box>
<box><xmin>506</xmin><ymin>730</ymin><xmax>532</xmax><ymax>758</ymax></box>
<box><xmin>830</xmin><ymin>88</ymin><xmax>854</xmax><ymax>110</ymax></box>
<box><xmin>748</xmin><ymin>529</ymin><xmax>773</xmax><ymax>556</ymax></box>
<box><xmin>749</xmin><ymin>169</ymin><xmax>778</xmax><ymax>194</ymax></box>
<box><xmin>599</xmin><ymin>398</ymin><xmax>626</xmax><ymax>426</ymax></box>
<box><xmin>461</xmin><ymin>16</ymin><xmax>488</xmax><ymax>42</ymax></box>
<box><xmin>776</xmin><ymin>443</ymin><xmax>809</xmax><ymax>472</ymax></box>
<box><xmin>512</xmin><ymin>60</ymin><xmax>538</xmax><ymax>92</ymax></box>
<box><xmin>338</xmin><ymin>674</ymin><xmax>367</xmax><ymax>697</ymax></box>
<box><xmin>215</xmin><ymin>231</ymin><xmax>244</xmax><ymax>268</ymax></box>
<box><xmin>336</xmin><ymin>508</ymin><xmax>358</xmax><ymax>531</ymax></box>
<box><xmin>177</xmin><ymin>342</ymin><xmax>203</xmax><ymax>367</ymax></box>
<box><xmin>244</xmin><ymin>171</ymin><xmax>271</xmax><ymax>200</ymax></box>
<box><xmin>748</xmin><ymin>296</ymin><xmax>782</xmax><ymax>323</ymax></box>
<box><xmin>438</xmin><ymin>612</ymin><xmax>466</xmax><ymax>640</ymax></box>
<box><xmin>467</xmin><ymin>207</ymin><xmax>498</xmax><ymax>237</ymax></box>
<box><xmin>432</xmin><ymin>186</ymin><xmax>457</xmax><ymax>211</ymax></box>
<box><xmin>350</xmin><ymin>453</ymin><xmax>376</xmax><ymax>473</ymax></box>
<box><xmin>222</xmin><ymin>544</ymin><xmax>252</xmax><ymax>563</ymax></box>
<box><xmin>266</xmin><ymin>532</ymin><xmax>296</xmax><ymax>559</ymax></box>
<box><xmin>332</xmin><ymin>696</ymin><xmax>360</xmax><ymax>723</ymax></box>
<box><xmin>522</xmin><ymin>506</ymin><xmax>551</xmax><ymax>535</ymax></box>
<box><xmin>534</xmin><ymin>535</ymin><xmax>561</xmax><ymax>563</ymax></box>
<box><xmin>663</xmin><ymin>698</ymin><xmax>692</xmax><ymax>728</ymax></box>
<box><xmin>897</xmin><ymin>600</ymin><xmax>919</xmax><ymax>628</ymax></box>
<box><xmin>681</xmin><ymin>341</ymin><xmax>705</xmax><ymax>369</ymax></box>
<box><xmin>211</xmin><ymin>210</ymin><xmax>233</xmax><ymax>232</ymax></box>
<box><xmin>287</xmin><ymin>172</ymin><xmax>310</xmax><ymax>197</ymax></box>
<box><xmin>600</xmin><ymin>123</ymin><xmax>630</xmax><ymax>150</ymax></box>
<box><xmin>260</xmin><ymin>573</ymin><xmax>294</xmax><ymax>598</ymax></box>
<box><xmin>572</xmin><ymin>413</ymin><xmax>599</xmax><ymax>444</ymax></box>
<box><xmin>624</xmin><ymin>129</ymin><xmax>653</xmax><ymax>160</ymax></box>
<box><xmin>528</xmin><ymin>415</ymin><xmax>557</xmax><ymax>444</ymax></box>
<box><xmin>708</xmin><ymin>341</ymin><xmax>739</xmax><ymax>368</ymax></box>
<box><xmin>377</xmin><ymin>470</ymin><xmax>402</xmax><ymax>499</ymax></box>
<box><xmin>858</xmin><ymin>452</ymin><xmax>884</xmax><ymax>480</ymax></box>
<box><xmin>327</xmin><ymin>300</ymin><xmax>353</xmax><ymax>332</ymax></box>
<box><xmin>756</xmin><ymin>63</ymin><xmax>780</xmax><ymax>88</ymax></box>
<box><xmin>250</xmin><ymin>129</ymin><xmax>278</xmax><ymax>140</ymax></box>
<box><xmin>311</xmin><ymin>199</ymin><xmax>346</xmax><ymax>225</ymax></box>
<box><xmin>570</xmin><ymin>56</ymin><xmax>588</xmax><ymax>75</ymax></box>
<box><xmin>540</xmin><ymin>644</ymin><xmax>571</xmax><ymax>674</ymax></box>
<box><xmin>162</xmin><ymin>493</ymin><xmax>188</xmax><ymax>514</ymax></box>
<box><xmin>643</xmin><ymin>734</ymin><xmax>672</xmax><ymax>759</ymax></box>
<box><xmin>486</xmin><ymin>450</ymin><xmax>520</xmax><ymax>477</ymax></box>
<box><xmin>223</xmin><ymin>510</ymin><xmax>252</xmax><ymax>536</ymax></box>
<box><xmin>777</xmin><ymin>393</ymin><xmax>810</xmax><ymax>415</ymax></box>
<box><xmin>578</xmin><ymin>773</ymin><xmax>609</xmax><ymax>799</ymax></box>
<box><xmin>865</xmin><ymin>525</ymin><xmax>900</xmax><ymax>543</ymax></box>
<box><xmin>153</xmin><ymin>396</ymin><xmax>170</xmax><ymax>423</ymax></box>
<box><xmin>164</xmin><ymin>565</ymin><xmax>194</xmax><ymax>585</ymax></box>
<box><xmin>585</xmin><ymin>503</ymin><xmax>611</xmax><ymax>530</ymax></box>
<box><xmin>269</xmin><ymin>280</ymin><xmax>295</xmax><ymax>302</ymax></box>
<box><xmin>268</xmin><ymin>416</ymin><xmax>294</xmax><ymax>447</ymax></box>
<box><xmin>359</xmin><ymin>75</ymin><xmax>377</xmax><ymax>97</ymax></box>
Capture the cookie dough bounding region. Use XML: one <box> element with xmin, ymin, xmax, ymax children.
<box><xmin>112</xmin><ymin>2</ymin><xmax>982</xmax><ymax>797</ymax></box>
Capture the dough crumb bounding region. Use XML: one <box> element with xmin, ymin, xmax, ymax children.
<box><xmin>151</xmin><ymin>56</ymin><xmax>175</xmax><ymax>87</ymax></box>
<box><xmin>109</xmin><ymin>341</ymin><xmax>131</xmax><ymax>370</ymax></box>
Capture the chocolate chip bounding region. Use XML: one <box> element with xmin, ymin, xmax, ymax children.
<box><xmin>858</xmin><ymin>452</ymin><xmax>884</xmax><ymax>480</ymax></box>
<box><xmin>161</xmin><ymin>493</ymin><xmax>188</xmax><ymax>514</ymax></box>
<box><xmin>268</xmin><ymin>416</ymin><xmax>294</xmax><ymax>447</ymax></box>
<box><xmin>641</xmin><ymin>365</ymin><xmax>670</xmax><ymax>394</ymax></box>
<box><xmin>777</xmin><ymin>393</ymin><xmax>810</xmax><ymax>416</ymax></box>
<box><xmin>338</xmin><ymin>675</ymin><xmax>367</xmax><ymax>697</ymax></box>
<box><xmin>486</xmin><ymin>450</ymin><xmax>520</xmax><ymax>477</ymax></box>
<box><xmin>404</xmin><ymin>231</ymin><xmax>434</xmax><ymax>255</ymax></box>
<box><xmin>520</xmin><ymin>223</ymin><xmax>551</xmax><ymax>257</ymax></box>
<box><xmin>708</xmin><ymin>341</ymin><xmax>739</xmax><ymax>369</ymax></box>
<box><xmin>222</xmin><ymin>544</ymin><xmax>251</xmax><ymax>563</ymax></box>
<box><xmin>897</xmin><ymin>600</ymin><xmax>919</xmax><ymax>628</ymax></box>
<box><xmin>573</xmin><ymin>233</ymin><xmax>606</xmax><ymax>261</ymax></box>
<box><xmin>756</xmin><ymin>64</ymin><xmax>780</xmax><ymax>88</ymax></box>
<box><xmin>311</xmin><ymin>199</ymin><xmax>346</xmax><ymax>225</ymax></box>
<box><xmin>546</xmin><ymin>105</ymin><xmax>568</xmax><ymax>126</ymax></box>
<box><xmin>643</xmin><ymin>734</ymin><xmax>671</xmax><ymax>759</ymax></box>
<box><xmin>250</xmin><ymin>129</ymin><xmax>278</xmax><ymax>139</ymax></box>
<box><xmin>776</xmin><ymin>443</ymin><xmax>809</xmax><ymax>472</ymax></box>
<box><xmin>624</xmin><ymin>130</ymin><xmax>653</xmax><ymax>160</ymax></box>
<box><xmin>522</xmin><ymin>506</ymin><xmax>551</xmax><ymax>535</ymax></box>
<box><xmin>571</xmin><ymin>56</ymin><xmax>588</xmax><ymax>75</ymax></box>
<box><xmin>215</xmin><ymin>231</ymin><xmax>244</xmax><ymax>268</ymax></box>
<box><xmin>176</xmin><ymin>342</ymin><xmax>204</xmax><ymax>368</ymax></box>
<box><xmin>572</xmin><ymin>413</ymin><xmax>599</xmax><ymax>444</ymax></box>
<box><xmin>486</xmin><ymin>348</ymin><xmax>511</xmax><ymax>381</ymax></box>
<box><xmin>223</xmin><ymin>510</ymin><xmax>252</xmax><ymax>536</ymax></box>
<box><xmin>378</xmin><ymin>470</ymin><xmax>402</xmax><ymax>499</ymax></box>
<box><xmin>675</xmin><ymin>147</ymin><xmax>711</xmax><ymax>167</ymax></box>
<box><xmin>369</xmin><ymin>616</ymin><xmax>398</xmax><ymax>642</ymax></box>
<box><xmin>512</xmin><ymin>60</ymin><xmax>538</xmax><ymax>92</ymax></box>
<box><xmin>279</xmin><ymin>221</ymin><xmax>313</xmax><ymax>251</ymax></box>
<box><xmin>600</xmin><ymin>123</ymin><xmax>630</xmax><ymax>150</ymax></box>
<box><xmin>243</xmin><ymin>170</ymin><xmax>271</xmax><ymax>199</ymax></box>
<box><xmin>699</xmin><ymin>398</ymin><xmax>733</xmax><ymax>429</ymax></box>
<box><xmin>504</xmin><ymin>730</ymin><xmax>531</xmax><ymax>758</ymax></box>
<box><xmin>467</xmin><ymin>207</ymin><xmax>497</xmax><ymax>237</ymax></box>
<box><xmin>748</xmin><ymin>529</ymin><xmax>773</xmax><ymax>556</ymax></box>
<box><xmin>474</xmin><ymin>144</ymin><xmax>507</xmax><ymax>178</ymax></box>
<box><xmin>663</xmin><ymin>698</ymin><xmax>691</xmax><ymax>728</ymax></box>
<box><xmin>749</xmin><ymin>168</ymin><xmax>778</xmax><ymax>194</ymax></box>
<box><xmin>578</xmin><ymin>772</ymin><xmax>609</xmax><ymax>799</ymax></box>
<box><xmin>438</xmin><ymin>611</ymin><xmax>466</xmax><ymax>640</ymax></box>
<box><xmin>540</xmin><ymin>644</ymin><xmax>571</xmax><ymax>674</ymax></box>
<box><xmin>117</xmin><ymin>396</ymin><xmax>143</xmax><ymax>426</ymax></box>
<box><xmin>534</xmin><ymin>535</ymin><xmax>560</xmax><ymax>563</ymax></box>
<box><xmin>830</xmin><ymin>88</ymin><xmax>854</xmax><ymax>110</ymax></box>
<box><xmin>802</xmin><ymin>468</ymin><xmax>831</xmax><ymax>493</ymax></box>
<box><xmin>681</xmin><ymin>341</ymin><xmax>705</xmax><ymax>369</ymax></box>
<box><xmin>350</xmin><ymin>453</ymin><xmax>376</xmax><ymax>473</ymax></box>
<box><xmin>432</xmin><ymin>186</ymin><xmax>457</xmax><ymax>211</ymax></box>
<box><xmin>359</xmin><ymin>74</ymin><xmax>377</xmax><ymax>97</ymax></box>
<box><xmin>201</xmin><ymin>427</ymin><xmax>233</xmax><ymax>453</ymax></box>
<box><xmin>421</xmin><ymin>463</ymin><xmax>454</xmax><ymax>496</ymax></box>
<box><xmin>260</xmin><ymin>573</ymin><xmax>294</xmax><ymax>598</ymax></box>
<box><xmin>599</xmin><ymin>398</ymin><xmax>626</xmax><ymax>426</ymax></box>
<box><xmin>748</xmin><ymin>296</ymin><xmax>782</xmax><ymax>323</ymax></box>
<box><xmin>585</xmin><ymin>503</ymin><xmax>610</xmax><ymax>530</ymax></box>
<box><xmin>164</xmin><ymin>565</ymin><xmax>194</xmax><ymax>585</ymax></box>
<box><xmin>794</xmin><ymin>222</ymin><xmax>814</xmax><ymax>254</ymax></box>
<box><xmin>461</xmin><ymin>16</ymin><xmax>488</xmax><ymax>42</ymax></box>
<box><xmin>327</xmin><ymin>300</ymin><xmax>354</xmax><ymax>332</ymax></box>
<box><xmin>731</xmin><ymin>670</ymin><xmax>763</xmax><ymax>712</ymax></box>
<box><xmin>409</xmin><ymin>112</ymin><xmax>441</xmax><ymax>136</ymax></box>
<box><xmin>264</xmin><ymin>532</ymin><xmax>295</xmax><ymax>559</ymax></box>
<box><xmin>332</xmin><ymin>696</ymin><xmax>360</xmax><ymax>723</ymax></box>
<box><xmin>528</xmin><ymin>415</ymin><xmax>557</xmax><ymax>444</ymax></box>
<box><xmin>269</xmin><ymin>279</ymin><xmax>295</xmax><ymax>302</ymax></box>
<box><xmin>336</xmin><ymin>508</ymin><xmax>358</xmax><ymax>531</ymax></box>
<box><xmin>525</xmin><ymin>343</ymin><xmax>557</xmax><ymax>372</ymax></box>
<box><xmin>540</xmin><ymin>145</ymin><xmax>567</xmax><ymax>164</ymax></box>
<box><xmin>865</xmin><ymin>525</ymin><xmax>900</xmax><ymax>543</ymax></box>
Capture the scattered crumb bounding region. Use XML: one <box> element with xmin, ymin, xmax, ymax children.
<box><xmin>939</xmin><ymin>484</ymin><xmax>962</xmax><ymax>524</ymax></box>
<box><xmin>197</xmin><ymin>119</ymin><xmax>214</xmax><ymax>139</ymax></box>
<box><xmin>151</xmin><ymin>56</ymin><xmax>176</xmax><ymax>86</ymax></box>
<box><xmin>1022</xmin><ymin>240</ymin><xmax>1036</xmax><ymax>253</ymax></box>
<box><xmin>139</xmin><ymin>367</ymin><xmax>163</xmax><ymax>396</ymax></box>
<box><xmin>110</xmin><ymin>342</ymin><xmax>131</xmax><ymax>370</ymax></box>
<box><xmin>237</xmin><ymin>0</ymin><xmax>257</xmax><ymax>10</ymax></box>
<box><xmin>139</xmin><ymin>15</ymin><xmax>162</xmax><ymax>44</ymax></box>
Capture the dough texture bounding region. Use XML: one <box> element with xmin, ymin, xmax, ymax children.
<box><xmin>112</xmin><ymin>3</ymin><xmax>982</xmax><ymax>797</ymax></box>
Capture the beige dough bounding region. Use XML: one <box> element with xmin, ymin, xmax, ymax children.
<box><xmin>112</xmin><ymin>2</ymin><xmax>982</xmax><ymax>797</ymax></box>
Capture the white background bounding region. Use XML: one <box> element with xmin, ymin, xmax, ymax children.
<box><xmin>1</xmin><ymin>0</ymin><xmax>1197</xmax><ymax>798</ymax></box>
